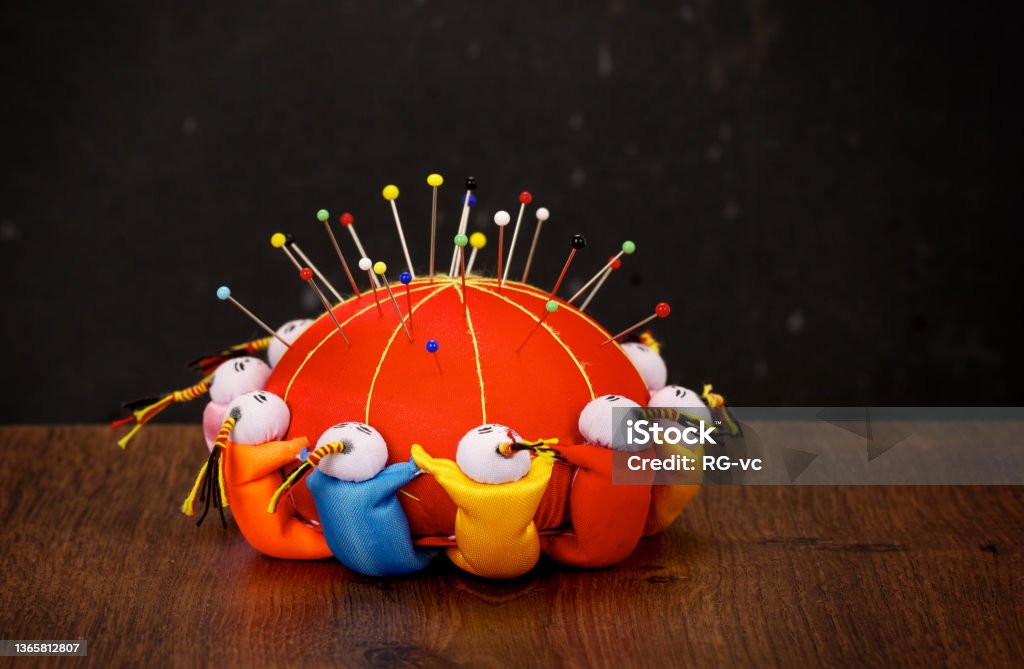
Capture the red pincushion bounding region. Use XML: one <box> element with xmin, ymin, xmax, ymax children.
<box><xmin>264</xmin><ymin>276</ymin><xmax>650</xmax><ymax>539</ymax></box>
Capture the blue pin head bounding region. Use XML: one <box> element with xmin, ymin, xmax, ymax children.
<box><xmin>399</xmin><ymin>271</ymin><xmax>413</xmax><ymax>285</ymax></box>
<box><xmin>216</xmin><ymin>286</ymin><xmax>231</xmax><ymax>300</ymax></box>
<box><xmin>463</xmin><ymin>193</ymin><xmax>477</xmax><ymax>207</ymax></box>
<box><xmin>426</xmin><ymin>339</ymin><xmax>439</xmax><ymax>353</ymax></box>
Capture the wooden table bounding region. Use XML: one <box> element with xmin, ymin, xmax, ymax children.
<box><xmin>2</xmin><ymin>426</ymin><xmax>1021</xmax><ymax>667</ymax></box>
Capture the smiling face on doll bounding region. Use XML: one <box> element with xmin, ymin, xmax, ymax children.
<box><xmin>647</xmin><ymin>385</ymin><xmax>712</xmax><ymax>423</ymax></box>
<box><xmin>267</xmin><ymin>319</ymin><xmax>313</xmax><ymax>367</ymax></box>
<box><xmin>621</xmin><ymin>342</ymin><xmax>667</xmax><ymax>391</ymax></box>
<box><xmin>224</xmin><ymin>390</ymin><xmax>290</xmax><ymax>445</ymax></box>
<box><xmin>209</xmin><ymin>356</ymin><xmax>272</xmax><ymax>404</ymax></box>
<box><xmin>456</xmin><ymin>424</ymin><xmax>529</xmax><ymax>484</ymax></box>
<box><xmin>578</xmin><ymin>394</ymin><xmax>643</xmax><ymax>450</ymax></box>
<box><xmin>314</xmin><ymin>422</ymin><xmax>389</xmax><ymax>482</ymax></box>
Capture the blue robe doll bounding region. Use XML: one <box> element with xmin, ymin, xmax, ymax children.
<box><xmin>305</xmin><ymin>456</ymin><xmax>437</xmax><ymax>577</ymax></box>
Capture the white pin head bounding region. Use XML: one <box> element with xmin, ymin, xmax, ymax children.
<box><xmin>494</xmin><ymin>210</ymin><xmax>511</xmax><ymax>227</ymax></box>
<box><xmin>358</xmin><ymin>257</ymin><xmax>372</xmax><ymax>272</ymax></box>
<box><xmin>456</xmin><ymin>424</ymin><xmax>529</xmax><ymax>484</ymax></box>
<box><xmin>578</xmin><ymin>394</ymin><xmax>643</xmax><ymax>449</ymax></box>
<box><xmin>647</xmin><ymin>385</ymin><xmax>713</xmax><ymax>423</ymax></box>
<box><xmin>209</xmin><ymin>356</ymin><xmax>272</xmax><ymax>404</ymax></box>
<box><xmin>314</xmin><ymin>422</ymin><xmax>389</xmax><ymax>482</ymax></box>
<box><xmin>621</xmin><ymin>342</ymin><xmax>668</xmax><ymax>391</ymax></box>
<box><xmin>224</xmin><ymin>390</ymin><xmax>290</xmax><ymax>445</ymax></box>
<box><xmin>536</xmin><ymin>207</ymin><xmax>550</xmax><ymax>222</ymax></box>
<box><xmin>267</xmin><ymin>318</ymin><xmax>313</xmax><ymax>367</ymax></box>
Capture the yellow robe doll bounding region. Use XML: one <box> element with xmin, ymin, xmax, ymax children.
<box><xmin>411</xmin><ymin>444</ymin><xmax>554</xmax><ymax>578</ymax></box>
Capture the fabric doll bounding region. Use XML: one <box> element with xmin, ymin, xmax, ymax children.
<box><xmin>412</xmin><ymin>425</ymin><xmax>555</xmax><ymax>578</ymax></box>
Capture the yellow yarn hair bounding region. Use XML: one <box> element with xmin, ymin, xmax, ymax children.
<box><xmin>639</xmin><ymin>330</ymin><xmax>662</xmax><ymax>354</ymax></box>
<box><xmin>188</xmin><ymin>337</ymin><xmax>273</xmax><ymax>374</ymax></box>
<box><xmin>701</xmin><ymin>384</ymin><xmax>741</xmax><ymax>437</ymax></box>
<box><xmin>267</xmin><ymin>441</ymin><xmax>346</xmax><ymax>513</ymax></box>
<box><xmin>116</xmin><ymin>374</ymin><xmax>213</xmax><ymax>448</ymax></box>
<box><xmin>181</xmin><ymin>415</ymin><xmax>235</xmax><ymax>517</ymax></box>
<box><xmin>701</xmin><ymin>383</ymin><xmax>724</xmax><ymax>408</ymax></box>
<box><xmin>180</xmin><ymin>461</ymin><xmax>210</xmax><ymax>517</ymax></box>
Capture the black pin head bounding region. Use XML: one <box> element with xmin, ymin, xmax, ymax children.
<box><xmin>465</xmin><ymin>177</ymin><xmax>478</xmax><ymax>191</ymax></box>
<box><xmin>285</xmin><ymin>234</ymin><xmax>296</xmax><ymax>245</ymax></box>
<box><xmin>571</xmin><ymin>234</ymin><xmax>587</xmax><ymax>250</ymax></box>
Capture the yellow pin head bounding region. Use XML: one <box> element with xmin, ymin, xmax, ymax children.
<box><xmin>373</xmin><ymin>261</ymin><xmax>387</xmax><ymax>275</ymax></box>
<box><xmin>270</xmin><ymin>233</ymin><xmax>287</xmax><ymax>249</ymax></box>
<box><xmin>469</xmin><ymin>232</ymin><xmax>487</xmax><ymax>249</ymax></box>
<box><xmin>426</xmin><ymin>173</ymin><xmax>444</xmax><ymax>187</ymax></box>
<box><xmin>382</xmin><ymin>185</ymin><xmax>400</xmax><ymax>201</ymax></box>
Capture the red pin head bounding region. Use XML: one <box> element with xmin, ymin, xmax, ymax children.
<box><xmin>519</xmin><ymin>191</ymin><xmax>533</xmax><ymax>205</ymax></box>
<box><xmin>339</xmin><ymin>212</ymin><xmax>354</xmax><ymax>226</ymax></box>
<box><xmin>300</xmin><ymin>267</ymin><xmax>314</xmax><ymax>281</ymax></box>
<box><xmin>655</xmin><ymin>302</ymin><xmax>671</xmax><ymax>318</ymax></box>
<box><xmin>608</xmin><ymin>256</ymin><xmax>623</xmax><ymax>270</ymax></box>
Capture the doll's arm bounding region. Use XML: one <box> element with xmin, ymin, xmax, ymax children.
<box><xmin>229</xmin><ymin>437</ymin><xmax>309</xmax><ymax>483</ymax></box>
<box><xmin>410</xmin><ymin>445</ymin><xmax>459</xmax><ymax>479</ymax></box>
<box><xmin>374</xmin><ymin>459</ymin><xmax>421</xmax><ymax>496</ymax></box>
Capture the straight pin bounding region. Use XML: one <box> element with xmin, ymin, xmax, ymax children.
<box><xmin>547</xmin><ymin>234</ymin><xmax>587</xmax><ymax>300</ymax></box>
<box><xmin>455</xmin><ymin>234</ymin><xmax>469</xmax><ymax>308</ymax></box>
<box><xmin>427</xmin><ymin>174</ymin><xmax>443</xmax><ymax>282</ymax></box>
<box><xmin>216</xmin><ymin>286</ymin><xmax>290</xmax><ymax>348</ymax></box>
<box><xmin>373</xmin><ymin>261</ymin><xmax>413</xmax><ymax>342</ymax></box>
<box><xmin>426</xmin><ymin>339</ymin><xmax>443</xmax><ymax>374</ymax></box>
<box><xmin>299</xmin><ymin>268</ymin><xmax>350</xmax><ymax>346</ymax></box>
<box><xmin>383</xmin><ymin>185</ymin><xmax>415</xmax><ymax>278</ymax></box>
<box><xmin>601</xmin><ymin>302</ymin><xmax>672</xmax><ymax>345</ymax></box>
<box><xmin>520</xmin><ymin>207</ymin><xmax>550</xmax><ymax>283</ymax></box>
<box><xmin>579</xmin><ymin>255</ymin><xmax>622</xmax><ymax>311</ymax></box>
<box><xmin>502</xmin><ymin>191</ymin><xmax>532</xmax><ymax>284</ymax></box>
<box><xmin>494</xmin><ymin>210</ymin><xmax>511</xmax><ymax>291</ymax></box>
<box><xmin>449</xmin><ymin>177</ymin><xmax>477</xmax><ymax>276</ymax></box>
<box><xmin>271</xmin><ymin>233</ymin><xmax>302</xmax><ymax>270</ymax></box>
<box><xmin>466</xmin><ymin>232</ymin><xmax>487</xmax><ymax>274</ymax></box>
<box><xmin>567</xmin><ymin>241</ymin><xmax>636</xmax><ymax>304</ymax></box>
<box><xmin>316</xmin><ymin>209</ymin><xmax>361</xmax><ymax>297</ymax></box>
<box><xmin>400</xmin><ymin>272</ymin><xmax>414</xmax><ymax>328</ymax></box>
<box><xmin>516</xmin><ymin>300</ymin><xmax>559</xmax><ymax>353</ymax></box>
<box><xmin>288</xmin><ymin>239</ymin><xmax>344</xmax><ymax>303</ymax></box>
<box><xmin>359</xmin><ymin>257</ymin><xmax>384</xmax><ymax>315</ymax></box>
<box><xmin>341</xmin><ymin>213</ymin><xmax>379</xmax><ymax>288</ymax></box>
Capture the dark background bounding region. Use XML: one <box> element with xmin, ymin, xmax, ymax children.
<box><xmin>2</xmin><ymin>1</ymin><xmax>1021</xmax><ymax>423</ymax></box>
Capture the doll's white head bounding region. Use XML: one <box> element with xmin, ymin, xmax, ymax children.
<box><xmin>621</xmin><ymin>342</ymin><xmax>667</xmax><ymax>391</ymax></box>
<box><xmin>314</xmin><ymin>422</ymin><xmax>389</xmax><ymax>482</ymax></box>
<box><xmin>224</xmin><ymin>390</ymin><xmax>290</xmax><ymax>445</ymax></box>
<box><xmin>647</xmin><ymin>385</ymin><xmax>712</xmax><ymax>423</ymax></box>
<box><xmin>456</xmin><ymin>424</ymin><xmax>530</xmax><ymax>484</ymax></box>
<box><xmin>578</xmin><ymin>394</ymin><xmax>643</xmax><ymax>450</ymax></box>
<box><xmin>267</xmin><ymin>319</ymin><xmax>313</xmax><ymax>367</ymax></box>
<box><xmin>209</xmin><ymin>356</ymin><xmax>272</xmax><ymax>405</ymax></box>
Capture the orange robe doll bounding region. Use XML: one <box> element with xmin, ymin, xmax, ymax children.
<box><xmin>221</xmin><ymin>437</ymin><xmax>330</xmax><ymax>560</ymax></box>
<box><xmin>541</xmin><ymin>443</ymin><xmax>653</xmax><ymax>567</ymax></box>
<box><xmin>182</xmin><ymin>390</ymin><xmax>330</xmax><ymax>560</ymax></box>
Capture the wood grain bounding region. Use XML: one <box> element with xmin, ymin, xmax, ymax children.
<box><xmin>1</xmin><ymin>426</ymin><xmax>1021</xmax><ymax>668</ymax></box>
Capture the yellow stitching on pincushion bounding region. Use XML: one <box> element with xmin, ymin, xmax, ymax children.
<box><xmin>364</xmin><ymin>285</ymin><xmax>451</xmax><ymax>423</ymax></box>
<box><xmin>471</xmin><ymin>284</ymin><xmax>595</xmax><ymax>400</ymax></box>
